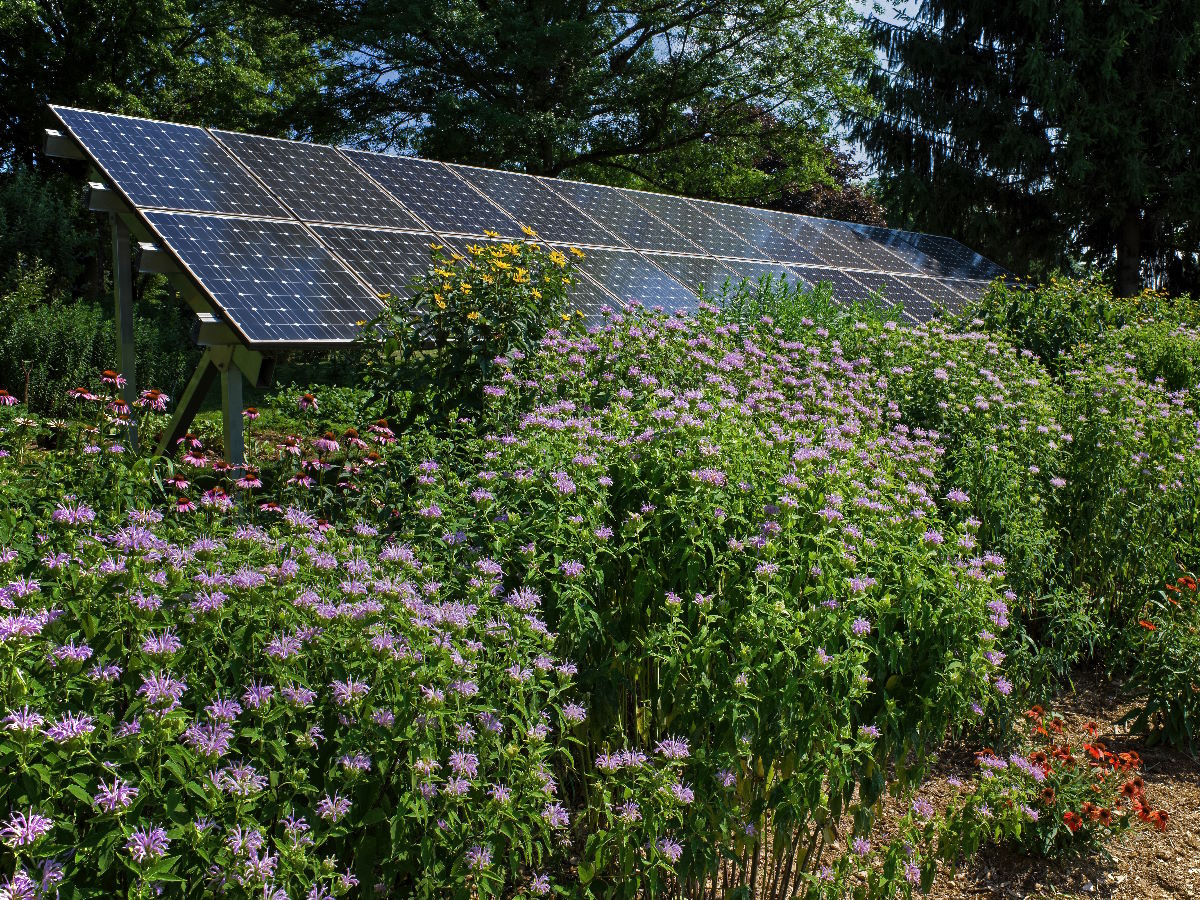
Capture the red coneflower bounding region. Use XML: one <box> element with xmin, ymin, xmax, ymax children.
<box><xmin>1097</xmin><ymin>808</ymin><xmax>1113</xmax><ymax>827</ymax></box>
<box><xmin>1063</xmin><ymin>810</ymin><xmax>1083</xmax><ymax>833</ymax></box>
<box><xmin>1039</xmin><ymin>787</ymin><xmax>1056</xmax><ymax>806</ymax></box>
<box><xmin>1139</xmin><ymin>619</ymin><xmax>1156</xmax><ymax>631</ymax></box>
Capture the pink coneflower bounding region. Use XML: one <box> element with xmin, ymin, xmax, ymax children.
<box><xmin>235</xmin><ymin>468</ymin><xmax>262</xmax><ymax>490</ymax></box>
<box><xmin>0</xmin><ymin>389</ymin><xmax>18</xmax><ymax>406</ymax></box>
<box><xmin>135</xmin><ymin>388</ymin><xmax>169</xmax><ymax>411</ymax></box>
<box><xmin>243</xmin><ymin>406</ymin><xmax>260</xmax><ymax>421</ymax></box>
<box><xmin>100</xmin><ymin>369</ymin><xmax>125</xmax><ymax>387</ymax></box>
<box><xmin>297</xmin><ymin>393</ymin><xmax>319</xmax><ymax>412</ymax></box>
<box><xmin>68</xmin><ymin>386</ymin><xmax>98</xmax><ymax>401</ymax></box>
<box><xmin>175</xmin><ymin>496</ymin><xmax>197</xmax><ymax>514</ymax></box>
<box><xmin>314</xmin><ymin>432</ymin><xmax>340</xmax><ymax>454</ymax></box>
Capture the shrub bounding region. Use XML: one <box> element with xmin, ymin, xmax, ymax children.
<box><xmin>1123</xmin><ymin>574</ymin><xmax>1200</xmax><ymax>753</ymax></box>
<box><xmin>358</xmin><ymin>237</ymin><xmax>576</xmax><ymax>427</ymax></box>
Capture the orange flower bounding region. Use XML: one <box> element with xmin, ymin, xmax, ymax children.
<box><xmin>1083</xmin><ymin>721</ymin><xmax>1098</xmax><ymax>737</ymax></box>
<box><xmin>1138</xmin><ymin>619</ymin><xmax>1156</xmax><ymax>631</ymax></box>
<box><xmin>1147</xmin><ymin>810</ymin><xmax>1169</xmax><ymax>832</ymax></box>
<box><xmin>1063</xmin><ymin>811</ymin><xmax>1083</xmax><ymax>833</ymax></box>
<box><xmin>1098</xmin><ymin>808</ymin><xmax>1113</xmax><ymax>827</ymax></box>
<box><xmin>1039</xmin><ymin>787</ymin><xmax>1057</xmax><ymax>806</ymax></box>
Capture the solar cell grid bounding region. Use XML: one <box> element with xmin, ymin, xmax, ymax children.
<box><xmin>748</xmin><ymin>209</ymin><xmax>861</xmax><ymax>268</ymax></box>
<box><xmin>347</xmin><ymin>152</ymin><xmax>525</xmax><ymax>239</ymax></box>
<box><xmin>51</xmin><ymin>106</ymin><xmax>288</xmax><ymax>218</ymax></box>
<box><xmin>541</xmin><ymin>179</ymin><xmax>704</xmax><ymax>254</ymax></box>
<box><xmin>689</xmin><ymin>198</ymin><xmax>824</xmax><ymax>265</ymax></box>
<box><xmin>144</xmin><ymin>211</ymin><xmax>383</xmax><ymax>345</ymax></box>
<box><xmin>622</xmin><ymin>190</ymin><xmax>764</xmax><ymax>260</ymax></box>
<box><xmin>850</xmin><ymin>224</ymin><xmax>936</xmax><ymax>272</ymax></box>
<box><xmin>453</xmin><ymin>166</ymin><xmax>624</xmax><ymax>247</ymax></box>
<box><xmin>724</xmin><ymin>258</ymin><xmax>797</xmax><ymax>285</ymax></box>
<box><xmin>648</xmin><ymin>255</ymin><xmax>738</xmax><ymax>297</ymax></box>
<box><xmin>570</xmin><ymin>247</ymin><xmax>697</xmax><ymax>311</ymax></box>
<box><xmin>212</xmin><ymin>131</ymin><xmax>423</xmax><ymax>230</ymax></box>
<box><xmin>852</xmin><ymin>272</ymin><xmax>935</xmax><ymax>322</ymax></box>
<box><xmin>947</xmin><ymin>278</ymin><xmax>993</xmax><ymax>304</ymax></box>
<box><xmin>312</xmin><ymin>226</ymin><xmax>439</xmax><ymax>303</ymax></box>
<box><xmin>903</xmin><ymin>276</ymin><xmax>965</xmax><ymax>315</ymax></box>
<box><xmin>790</xmin><ymin>266</ymin><xmax>875</xmax><ymax>307</ymax></box>
<box><xmin>811</xmin><ymin>219</ymin><xmax>918</xmax><ymax>273</ymax></box>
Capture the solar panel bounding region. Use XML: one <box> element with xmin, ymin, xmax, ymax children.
<box><xmin>811</xmin><ymin>219</ymin><xmax>919</xmax><ymax>273</ymax></box>
<box><xmin>622</xmin><ymin>190</ymin><xmax>764</xmax><ymax>259</ymax></box>
<box><xmin>212</xmin><ymin>131</ymin><xmax>423</xmax><ymax>230</ymax></box>
<box><xmin>724</xmin><ymin>258</ymin><xmax>798</xmax><ymax>285</ymax></box>
<box><xmin>143</xmin><ymin>212</ymin><xmax>383</xmax><ymax>344</ymax></box>
<box><xmin>540</xmin><ymin>180</ymin><xmax>705</xmax><ymax>254</ymax></box>
<box><xmin>346</xmin><ymin>152</ymin><xmax>525</xmax><ymax>239</ymax></box>
<box><xmin>890</xmin><ymin>233</ymin><xmax>1005</xmax><ymax>280</ymax></box>
<box><xmin>453</xmin><ymin>166</ymin><xmax>623</xmax><ymax>247</ymax></box>
<box><xmin>947</xmin><ymin>278</ymin><xmax>994</xmax><ymax>304</ymax></box>
<box><xmin>689</xmin><ymin>198</ymin><xmax>825</xmax><ymax>264</ymax></box>
<box><xmin>851</xmin><ymin>271</ymin><xmax>936</xmax><ymax>322</ymax></box>
<box><xmin>570</xmin><ymin>247</ymin><xmax>698</xmax><ymax>311</ymax></box>
<box><xmin>311</xmin><ymin>226</ymin><xmax>439</xmax><ymax>302</ymax></box>
<box><xmin>51</xmin><ymin>106</ymin><xmax>288</xmax><ymax>217</ymax></box>
<box><xmin>904</xmin><ymin>277</ymin><xmax>966</xmax><ymax>315</ymax></box>
<box><xmin>649</xmin><ymin>255</ymin><xmax>739</xmax><ymax>296</ymax></box>
<box><xmin>789</xmin><ymin>266</ymin><xmax>879</xmax><ymax>307</ymax></box>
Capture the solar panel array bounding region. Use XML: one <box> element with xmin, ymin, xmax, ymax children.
<box><xmin>51</xmin><ymin>105</ymin><xmax>1008</xmax><ymax>347</ymax></box>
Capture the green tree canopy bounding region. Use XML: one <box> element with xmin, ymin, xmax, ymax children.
<box><xmin>0</xmin><ymin>0</ymin><xmax>348</xmax><ymax>168</ymax></box>
<box><xmin>323</xmin><ymin>0</ymin><xmax>873</xmax><ymax>203</ymax></box>
<box><xmin>856</xmin><ymin>0</ymin><xmax>1200</xmax><ymax>295</ymax></box>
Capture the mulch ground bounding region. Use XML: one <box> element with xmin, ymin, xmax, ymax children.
<box><xmin>876</xmin><ymin>669</ymin><xmax>1200</xmax><ymax>899</ymax></box>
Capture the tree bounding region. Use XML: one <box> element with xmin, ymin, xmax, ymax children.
<box><xmin>0</xmin><ymin>0</ymin><xmax>348</xmax><ymax>169</ymax></box>
<box><xmin>856</xmin><ymin>1</ymin><xmax>1200</xmax><ymax>295</ymax></box>
<box><xmin>322</xmin><ymin>0</ymin><xmax>872</xmax><ymax>196</ymax></box>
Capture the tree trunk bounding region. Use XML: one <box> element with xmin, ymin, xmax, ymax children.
<box><xmin>1115</xmin><ymin>207</ymin><xmax>1142</xmax><ymax>297</ymax></box>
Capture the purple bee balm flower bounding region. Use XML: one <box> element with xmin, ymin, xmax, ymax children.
<box><xmin>141</xmin><ymin>630</ymin><xmax>181</xmax><ymax>656</ymax></box>
<box><xmin>656</xmin><ymin>837</ymin><xmax>683</xmax><ymax>863</ymax></box>
<box><xmin>559</xmin><ymin>560</ymin><xmax>585</xmax><ymax>577</ymax></box>
<box><xmin>3</xmin><ymin>706</ymin><xmax>44</xmax><ymax>733</ymax></box>
<box><xmin>125</xmin><ymin>825</ymin><xmax>170</xmax><ymax>863</ymax></box>
<box><xmin>94</xmin><ymin>777</ymin><xmax>138</xmax><ymax>812</ymax></box>
<box><xmin>655</xmin><ymin>736</ymin><xmax>690</xmax><ymax>760</ymax></box>
<box><xmin>530</xmin><ymin>874</ymin><xmax>551</xmax><ymax>895</ymax></box>
<box><xmin>1</xmin><ymin>809</ymin><xmax>53</xmax><ymax>847</ymax></box>
<box><xmin>852</xmin><ymin>836</ymin><xmax>872</xmax><ymax>856</ymax></box>
<box><xmin>851</xmin><ymin>617</ymin><xmax>871</xmax><ymax>636</ymax></box>
<box><xmin>562</xmin><ymin>702</ymin><xmax>587</xmax><ymax>724</ymax></box>
<box><xmin>859</xmin><ymin>724</ymin><xmax>881</xmax><ymax>739</ymax></box>
<box><xmin>542</xmin><ymin>802</ymin><xmax>570</xmax><ymax>829</ymax></box>
<box><xmin>946</xmin><ymin>488</ymin><xmax>970</xmax><ymax>504</ymax></box>
<box><xmin>448</xmin><ymin>751</ymin><xmax>479</xmax><ymax>778</ymax></box>
<box><xmin>465</xmin><ymin>844</ymin><xmax>492</xmax><ymax>870</ymax></box>
<box><xmin>317</xmin><ymin>792</ymin><xmax>351</xmax><ymax>823</ymax></box>
<box><xmin>43</xmin><ymin>712</ymin><xmax>95</xmax><ymax>742</ymax></box>
<box><xmin>137</xmin><ymin>671</ymin><xmax>187</xmax><ymax>713</ymax></box>
<box><xmin>904</xmin><ymin>860</ymin><xmax>921</xmax><ymax>884</ymax></box>
<box><xmin>330</xmin><ymin>676</ymin><xmax>370</xmax><ymax>706</ymax></box>
<box><xmin>994</xmin><ymin>676</ymin><xmax>1013</xmax><ymax>696</ymax></box>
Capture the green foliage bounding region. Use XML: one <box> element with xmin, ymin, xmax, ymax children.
<box><xmin>940</xmin><ymin>708</ymin><xmax>1164</xmax><ymax>860</ymax></box>
<box><xmin>0</xmin><ymin>0</ymin><xmax>349</xmax><ymax>168</ymax></box>
<box><xmin>333</xmin><ymin>0</ymin><xmax>871</xmax><ymax>193</ymax></box>
<box><xmin>719</xmin><ymin>271</ymin><xmax>889</xmax><ymax>335</ymax></box>
<box><xmin>0</xmin><ymin>168</ymin><xmax>96</xmax><ymax>293</ymax></box>
<box><xmin>1122</xmin><ymin>575</ymin><xmax>1200</xmax><ymax>754</ymax></box>
<box><xmin>0</xmin><ymin>260</ymin><xmax>198</xmax><ymax>415</ymax></box>
<box><xmin>357</xmin><ymin>239</ymin><xmax>575</xmax><ymax>426</ymax></box>
<box><xmin>857</xmin><ymin>1</ymin><xmax>1200</xmax><ymax>293</ymax></box>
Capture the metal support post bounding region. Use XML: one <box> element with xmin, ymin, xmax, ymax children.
<box><xmin>157</xmin><ymin>351</ymin><xmax>218</xmax><ymax>457</ymax></box>
<box><xmin>110</xmin><ymin>216</ymin><xmax>138</xmax><ymax>449</ymax></box>
<box><xmin>221</xmin><ymin>365</ymin><xmax>245</xmax><ymax>469</ymax></box>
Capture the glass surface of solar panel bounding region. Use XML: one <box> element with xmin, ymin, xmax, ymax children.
<box><xmin>902</xmin><ymin>277</ymin><xmax>965</xmax><ymax>315</ymax></box>
<box><xmin>346</xmin><ymin>152</ymin><xmax>525</xmax><ymax>238</ymax></box>
<box><xmin>143</xmin><ymin>212</ymin><xmax>382</xmax><ymax>345</ymax></box>
<box><xmin>571</xmin><ymin>248</ymin><xmax>697</xmax><ymax>310</ymax></box>
<box><xmin>789</xmin><ymin>266</ymin><xmax>875</xmax><ymax>307</ymax></box>
<box><xmin>748</xmin><ymin>209</ymin><xmax>861</xmax><ymax>267</ymax></box>
<box><xmin>453</xmin><ymin>166</ymin><xmax>623</xmax><ymax>247</ymax></box>
<box><xmin>311</xmin><ymin>226</ymin><xmax>437</xmax><ymax>302</ymax></box>
<box><xmin>849</xmin><ymin>224</ymin><xmax>936</xmax><ymax>271</ymax></box>
<box><xmin>852</xmin><ymin>272</ymin><xmax>936</xmax><ymax>322</ymax></box>
<box><xmin>622</xmin><ymin>190</ymin><xmax>764</xmax><ymax>259</ymax></box>
<box><xmin>540</xmin><ymin>179</ymin><xmax>704</xmax><ymax>254</ymax></box>
<box><xmin>811</xmin><ymin>219</ymin><xmax>919</xmax><ymax>273</ymax></box>
<box><xmin>724</xmin><ymin>258</ymin><xmax>797</xmax><ymax>285</ymax></box>
<box><xmin>52</xmin><ymin>106</ymin><xmax>288</xmax><ymax>217</ymax></box>
<box><xmin>689</xmin><ymin>198</ymin><xmax>825</xmax><ymax>264</ymax></box>
<box><xmin>648</xmin><ymin>255</ymin><xmax>738</xmax><ymax>296</ymax></box>
<box><xmin>212</xmin><ymin>131</ymin><xmax>422</xmax><ymax>229</ymax></box>
<box><xmin>902</xmin><ymin>234</ymin><xmax>1006</xmax><ymax>280</ymax></box>
<box><xmin>946</xmin><ymin>278</ymin><xmax>993</xmax><ymax>304</ymax></box>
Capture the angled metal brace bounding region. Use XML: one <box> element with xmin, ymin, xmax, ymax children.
<box><xmin>157</xmin><ymin>351</ymin><xmax>219</xmax><ymax>457</ymax></box>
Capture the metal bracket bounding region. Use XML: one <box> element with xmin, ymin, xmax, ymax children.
<box><xmin>88</xmin><ymin>182</ymin><xmax>128</xmax><ymax>214</ymax></box>
<box><xmin>136</xmin><ymin>241</ymin><xmax>179</xmax><ymax>274</ymax></box>
<box><xmin>42</xmin><ymin>128</ymin><xmax>84</xmax><ymax>160</ymax></box>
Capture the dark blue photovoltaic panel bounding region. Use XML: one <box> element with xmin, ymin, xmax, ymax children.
<box><xmin>947</xmin><ymin>278</ymin><xmax>994</xmax><ymax>304</ymax></box>
<box><xmin>904</xmin><ymin>277</ymin><xmax>966</xmax><ymax>315</ymax></box>
<box><xmin>724</xmin><ymin>258</ymin><xmax>798</xmax><ymax>285</ymax></box>
<box><xmin>896</xmin><ymin>233</ymin><xmax>1006</xmax><ymax>280</ymax></box>
<box><xmin>541</xmin><ymin>180</ymin><xmax>705</xmax><ymax>254</ymax></box>
<box><xmin>144</xmin><ymin>212</ymin><xmax>382</xmax><ymax>344</ymax></box>
<box><xmin>213</xmin><ymin>131</ymin><xmax>423</xmax><ymax>230</ymax></box>
<box><xmin>311</xmin><ymin>226</ymin><xmax>439</xmax><ymax>301</ymax></box>
<box><xmin>51</xmin><ymin>106</ymin><xmax>288</xmax><ymax>217</ymax></box>
<box><xmin>453</xmin><ymin>166</ymin><xmax>624</xmax><ymax>247</ymax></box>
<box><xmin>346</xmin><ymin>152</ymin><xmax>525</xmax><ymax>238</ymax></box>
<box><xmin>690</xmin><ymin>198</ymin><xmax>826</xmax><ymax>265</ymax></box>
<box><xmin>851</xmin><ymin>271</ymin><xmax>935</xmax><ymax>322</ymax></box>
<box><xmin>790</xmin><ymin>266</ymin><xmax>878</xmax><ymax>307</ymax></box>
<box><xmin>811</xmin><ymin>218</ymin><xmax>920</xmax><ymax>273</ymax></box>
<box><xmin>649</xmin><ymin>255</ymin><xmax>738</xmax><ymax>296</ymax></box>
<box><xmin>623</xmin><ymin>190</ymin><xmax>764</xmax><ymax>259</ymax></box>
<box><xmin>571</xmin><ymin>247</ymin><xmax>697</xmax><ymax>310</ymax></box>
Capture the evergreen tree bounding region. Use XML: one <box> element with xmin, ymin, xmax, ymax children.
<box><xmin>321</xmin><ymin>0</ymin><xmax>872</xmax><ymax>203</ymax></box>
<box><xmin>856</xmin><ymin>1</ymin><xmax>1200</xmax><ymax>295</ymax></box>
